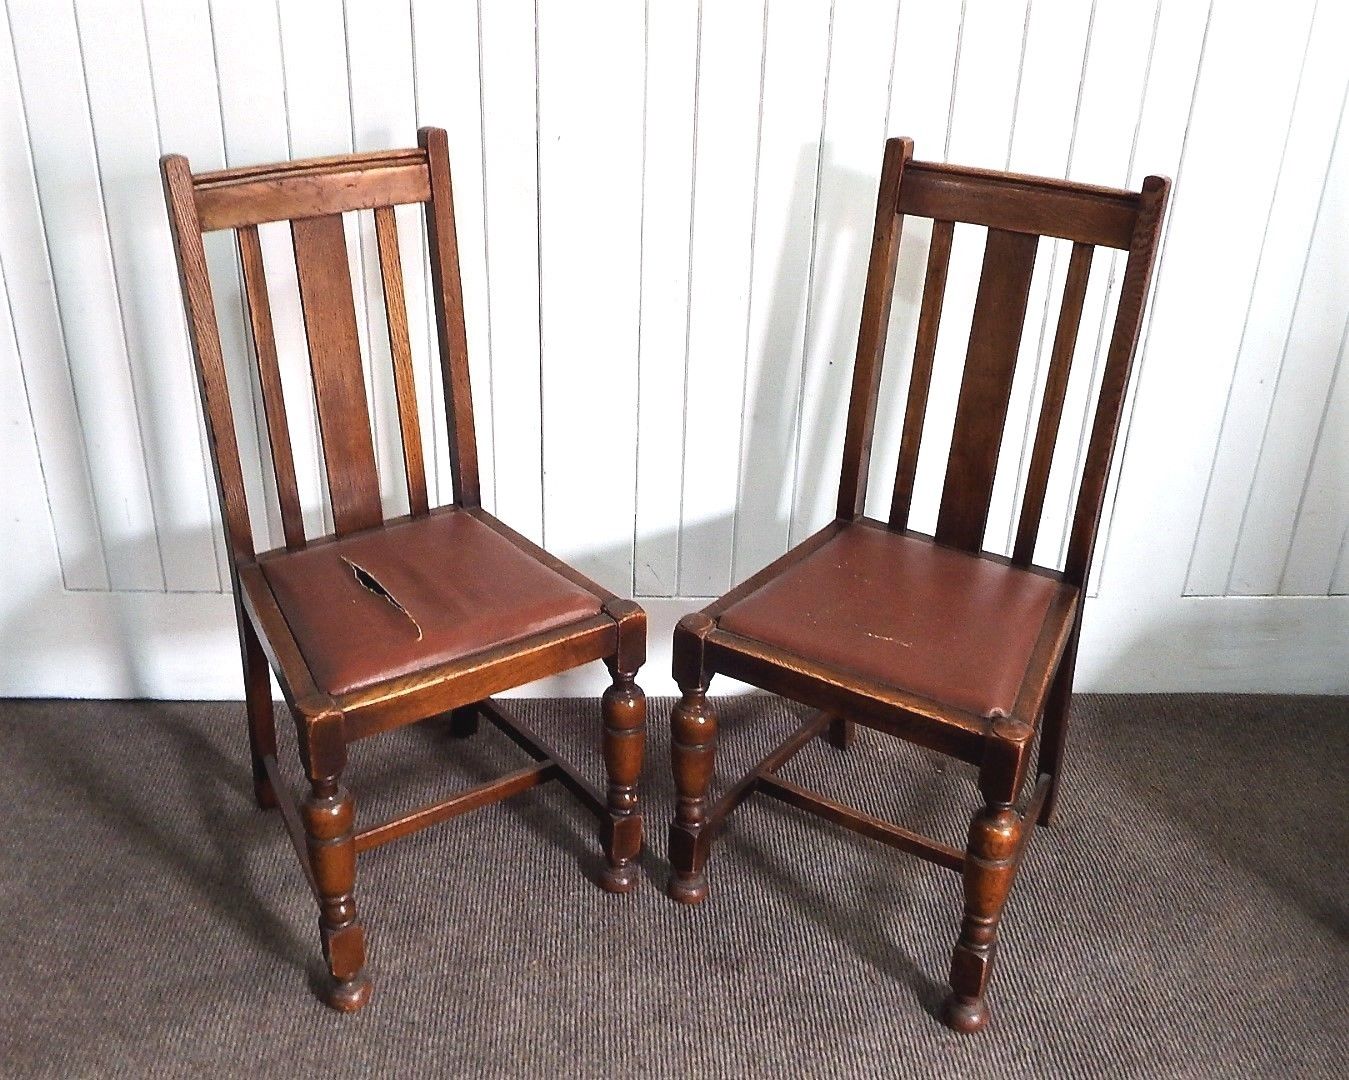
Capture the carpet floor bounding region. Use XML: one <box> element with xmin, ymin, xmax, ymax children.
<box><xmin>1</xmin><ymin>694</ymin><xmax>1344</xmax><ymax>1078</ymax></box>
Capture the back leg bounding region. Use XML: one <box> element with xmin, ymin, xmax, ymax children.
<box><xmin>240</xmin><ymin>613</ymin><xmax>277</xmax><ymax>810</ymax></box>
<box><xmin>1035</xmin><ymin>638</ymin><xmax>1077</xmax><ymax>826</ymax></box>
<box><xmin>824</xmin><ymin>714</ymin><xmax>855</xmax><ymax>750</ymax></box>
<box><xmin>446</xmin><ymin>703</ymin><xmax>481</xmax><ymax>738</ymax></box>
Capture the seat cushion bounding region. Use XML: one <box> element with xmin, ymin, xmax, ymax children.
<box><xmin>261</xmin><ymin>511</ymin><xmax>603</xmax><ymax>696</ymax></box>
<box><xmin>716</xmin><ymin>525</ymin><xmax>1067</xmax><ymax>718</ymax></box>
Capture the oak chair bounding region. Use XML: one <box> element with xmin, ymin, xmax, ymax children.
<box><xmin>666</xmin><ymin>138</ymin><xmax>1168</xmax><ymax>1033</ymax></box>
<box><xmin>160</xmin><ymin>129</ymin><xmax>646</xmax><ymax>1012</ymax></box>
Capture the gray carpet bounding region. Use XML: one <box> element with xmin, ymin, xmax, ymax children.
<box><xmin>1</xmin><ymin>693</ymin><xmax>1345</xmax><ymax>1078</ymax></box>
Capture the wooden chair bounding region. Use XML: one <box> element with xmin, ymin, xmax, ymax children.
<box><xmin>160</xmin><ymin>130</ymin><xmax>646</xmax><ymax>1012</ymax></box>
<box><xmin>665</xmin><ymin>138</ymin><xmax>1168</xmax><ymax>1033</ymax></box>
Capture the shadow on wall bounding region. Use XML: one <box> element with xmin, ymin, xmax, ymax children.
<box><xmin>732</xmin><ymin>146</ymin><xmax>899</xmax><ymax>578</ymax></box>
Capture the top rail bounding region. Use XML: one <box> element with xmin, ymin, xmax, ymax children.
<box><xmin>897</xmin><ymin>160</ymin><xmax>1141</xmax><ymax>250</ymax></box>
<box><xmin>192</xmin><ymin>148</ymin><xmax>431</xmax><ymax>231</ymax></box>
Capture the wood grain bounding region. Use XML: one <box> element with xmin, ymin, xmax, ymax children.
<box><xmin>290</xmin><ymin>213</ymin><xmax>382</xmax><ymax>535</ymax></box>
<box><xmin>373</xmin><ymin>205</ymin><xmax>429</xmax><ymax>515</ymax></box>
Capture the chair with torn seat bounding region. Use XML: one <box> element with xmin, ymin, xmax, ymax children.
<box><xmin>161</xmin><ymin>130</ymin><xmax>646</xmax><ymax>1012</ymax></box>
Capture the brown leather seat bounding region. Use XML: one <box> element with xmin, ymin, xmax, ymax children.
<box><xmin>262</xmin><ymin>511</ymin><xmax>603</xmax><ymax>697</ymax></box>
<box><xmin>716</xmin><ymin>523</ymin><xmax>1072</xmax><ymax>718</ymax></box>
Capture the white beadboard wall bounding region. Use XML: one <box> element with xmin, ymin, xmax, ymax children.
<box><xmin>0</xmin><ymin>0</ymin><xmax>1345</xmax><ymax>699</ymax></box>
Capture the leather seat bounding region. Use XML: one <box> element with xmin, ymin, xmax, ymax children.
<box><xmin>716</xmin><ymin>524</ymin><xmax>1072</xmax><ymax>718</ymax></box>
<box><xmin>262</xmin><ymin>511</ymin><xmax>603</xmax><ymax>697</ymax></box>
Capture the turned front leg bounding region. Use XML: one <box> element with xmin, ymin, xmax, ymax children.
<box><xmin>303</xmin><ymin>774</ymin><xmax>371</xmax><ymax>1013</ymax></box>
<box><xmin>943</xmin><ymin>802</ymin><xmax>1022</xmax><ymax>1033</ymax></box>
<box><xmin>942</xmin><ymin>715</ymin><xmax>1034</xmax><ymax>1033</ymax></box>
<box><xmin>600</xmin><ymin>665</ymin><xmax>646</xmax><ymax>892</ymax></box>
<box><xmin>667</xmin><ymin>685</ymin><xmax>718</xmax><ymax>905</ymax></box>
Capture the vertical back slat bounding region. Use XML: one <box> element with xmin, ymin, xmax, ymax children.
<box><xmin>836</xmin><ymin>138</ymin><xmax>914</xmax><ymax>520</ymax></box>
<box><xmin>290</xmin><ymin>213</ymin><xmax>383</xmax><ymax>535</ymax></box>
<box><xmin>889</xmin><ymin>218</ymin><xmax>954</xmax><ymax>527</ymax></box>
<box><xmin>935</xmin><ymin>227</ymin><xmax>1040</xmax><ymax>551</ymax></box>
<box><xmin>373</xmin><ymin>205</ymin><xmax>429</xmax><ymax>515</ymax></box>
<box><xmin>1064</xmin><ymin>176</ymin><xmax>1170</xmax><ymax>585</ymax></box>
<box><xmin>160</xmin><ymin>154</ymin><xmax>254</xmax><ymax>560</ymax></box>
<box><xmin>419</xmin><ymin>126</ymin><xmax>479</xmax><ymax>507</ymax></box>
<box><xmin>1012</xmin><ymin>241</ymin><xmax>1094</xmax><ymax>565</ymax></box>
<box><xmin>238</xmin><ymin>224</ymin><xmax>306</xmax><ymax>548</ymax></box>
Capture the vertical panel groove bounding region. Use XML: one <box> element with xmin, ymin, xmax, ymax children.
<box><xmin>782</xmin><ymin>0</ymin><xmax>836</xmax><ymax>546</ymax></box>
<box><xmin>671</xmin><ymin>0</ymin><xmax>705</xmax><ymax>593</ymax></box>
<box><xmin>1277</xmin><ymin>314</ymin><xmax>1347</xmax><ymax>591</ymax></box>
<box><xmin>942</xmin><ymin>0</ymin><xmax>968</xmax><ymax>159</ymax></box>
<box><xmin>533</xmin><ymin>0</ymin><xmax>545</xmax><ymax>547</ymax></box>
<box><xmin>1223</xmin><ymin>71</ymin><xmax>1347</xmax><ymax>594</ymax></box>
<box><xmin>69</xmin><ymin>0</ymin><xmax>169</xmax><ymax>590</ymax></box>
<box><xmin>725</xmin><ymin>0</ymin><xmax>772</xmax><ymax>587</ymax></box>
<box><xmin>2</xmin><ymin>0</ymin><xmax>107</xmax><ymax>590</ymax></box>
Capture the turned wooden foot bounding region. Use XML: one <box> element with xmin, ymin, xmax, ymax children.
<box><xmin>942</xmin><ymin>802</ymin><xmax>1022</xmax><ymax>1034</ymax></box>
<box><xmin>303</xmin><ymin>776</ymin><xmax>372</xmax><ymax>1013</ymax></box>
<box><xmin>667</xmin><ymin>684</ymin><xmax>717</xmax><ymax>905</ymax></box>
<box><xmin>600</xmin><ymin>665</ymin><xmax>646</xmax><ymax>893</ymax></box>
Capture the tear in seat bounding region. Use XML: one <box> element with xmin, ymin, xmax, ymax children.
<box><xmin>715</xmin><ymin>523</ymin><xmax>1073</xmax><ymax>718</ymax></box>
<box><xmin>261</xmin><ymin>510</ymin><xmax>603</xmax><ymax>697</ymax></box>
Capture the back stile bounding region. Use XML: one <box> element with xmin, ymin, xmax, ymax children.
<box><xmin>373</xmin><ymin>205</ymin><xmax>429</xmax><ymax>515</ymax></box>
<box><xmin>238</xmin><ymin>224</ymin><xmax>306</xmax><ymax>548</ymax></box>
<box><xmin>836</xmin><ymin>137</ymin><xmax>914</xmax><ymax>520</ymax></box>
<box><xmin>889</xmin><ymin>218</ymin><xmax>955</xmax><ymax>528</ymax></box>
<box><xmin>160</xmin><ymin>154</ymin><xmax>255</xmax><ymax>561</ymax></box>
<box><xmin>290</xmin><ymin>213</ymin><xmax>384</xmax><ymax>536</ymax></box>
<box><xmin>935</xmin><ymin>228</ymin><xmax>1040</xmax><ymax>552</ymax></box>
<box><xmin>1063</xmin><ymin>176</ymin><xmax>1170</xmax><ymax>586</ymax></box>
<box><xmin>419</xmin><ymin>127</ymin><xmax>480</xmax><ymax>508</ymax></box>
<box><xmin>1011</xmin><ymin>241</ymin><xmax>1094</xmax><ymax>565</ymax></box>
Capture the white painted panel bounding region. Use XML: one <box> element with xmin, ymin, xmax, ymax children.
<box><xmin>8</xmin><ymin>0</ymin><xmax>164</xmax><ymax>589</ymax></box>
<box><xmin>537</xmin><ymin>0</ymin><xmax>643</xmax><ymax>594</ymax></box>
<box><xmin>1089</xmin><ymin>0</ymin><xmax>1210</xmax><ymax>593</ymax></box>
<box><xmin>987</xmin><ymin>0</ymin><xmax>1095</xmax><ymax>557</ymax></box>
<box><xmin>1100</xmin><ymin>0</ymin><xmax>1320</xmax><ymax>603</ymax></box>
<box><xmin>1280</xmin><ymin>329</ymin><xmax>1347</xmax><ymax>595</ymax></box>
<box><xmin>207</xmin><ymin>0</ymin><xmax>305</xmax><ymax>550</ymax></box>
<box><xmin>733</xmin><ymin>0</ymin><xmax>832</xmax><ymax>583</ymax></box>
<box><xmin>1331</xmin><ymin>531</ymin><xmax>1349</xmax><ymax>596</ymax></box>
<box><xmin>865</xmin><ymin>0</ymin><xmax>964</xmax><ymax>526</ymax></box>
<box><xmin>271</xmin><ymin>0</ymin><xmax>351</xmax><ymax>539</ymax></box>
<box><xmin>411</xmin><ymin>0</ymin><xmax>496</xmax><ymax>511</ymax></box>
<box><xmin>633</xmin><ymin>0</ymin><xmax>698</xmax><ymax>597</ymax></box>
<box><xmin>1039</xmin><ymin>0</ymin><xmax>1160</xmax><ymax>574</ymax></box>
<box><xmin>0</xmin><ymin>241</ymin><xmax>66</xmax><ymax>599</ymax></box>
<box><xmin>477</xmin><ymin>0</ymin><xmax>543</xmax><ymax>544</ymax></box>
<box><xmin>787</xmin><ymin>1</ymin><xmax>900</xmax><ymax>547</ymax></box>
<box><xmin>345</xmin><ymin>0</ymin><xmax>424</xmax><ymax>518</ymax></box>
<box><xmin>1187</xmin><ymin>0</ymin><xmax>1349</xmax><ymax>596</ymax></box>
<box><xmin>1226</xmin><ymin>103</ymin><xmax>1349</xmax><ymax>595</ymax></box>
<box><xmin>900</xmin><ymin>0</ymin><xmax>1028</xmax><ymax>541</ymax></box>
<box><xmin>0</xmin><ymin>0</ymin><xmax>1345</xmax><ymax>698</ymax></box>
<box><xmin>140</xmin><ymin>0</ymin><xmax>235</xmax><ymax>587</ymax></box>
<box><xmin>0</xmin><ymin>7</ymin><xmax>106</xmax><ymax>589</ymax></box>
<box><xmin>676</xmin><ymin>0</ymin><xmax>766</xmax><ymax>596</ymax></box>
<box><xmin>74</xmin><ymin>0</ymin><xmax>220</xmax><ymax>592</ymax></box>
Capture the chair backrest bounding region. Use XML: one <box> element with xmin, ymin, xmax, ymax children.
<box><xmin>836</xmin><ymin>138</ymin><xmax>1169</xmax><ymax>588</ymax></box>
<box><xmin>161</xmin><ymin>128</ymin><xmax>478</xmax><ymax>561</ymax></box>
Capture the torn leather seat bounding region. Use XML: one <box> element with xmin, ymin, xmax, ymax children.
<box><xmin>262</xmin><ymin>509</ymin><xmax>603</xmax><ymax>697</ymax></box>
